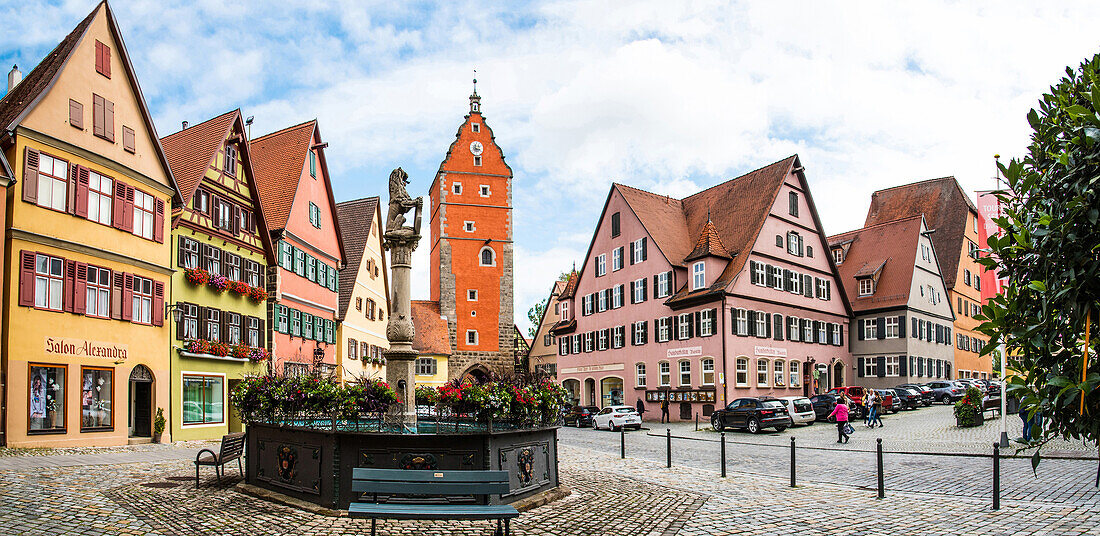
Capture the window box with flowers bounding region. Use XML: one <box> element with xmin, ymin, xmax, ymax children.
<box><xmin>181</xmin><ymin>339</ymin><xmax>267</xmax><ymax>363</ymax></box>
<box><xmin>248</xmin><ymin>286</ymin><xmax>269</xmax><ymax>302</ymax></box>
<box><xmin>207</xmin><ymin>274</ymin><xmax>231</xmax><ymax>292</ymax></box>
<box><xmin>230</xmin><ymin>280</ymin><xmax>250</xmax><ymax>296</ymax></box>
<box><xmin>184</xmin><ymin>267</ymin><xmax>211</xmax><ymax>286</ymax></box>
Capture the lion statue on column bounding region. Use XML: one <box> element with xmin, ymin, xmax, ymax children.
<box><xmin>386</xmin><ymin>167</ymin><xmax>422</xmax><ymax>233</ymax></box>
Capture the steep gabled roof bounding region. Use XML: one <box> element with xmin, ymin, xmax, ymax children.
<box><xmin>411</xmin><ymin>300</ymin><xmax>451</xmax><ymax>356</ymax></box>
<box><xmin>0</xmin><ymin>149</ymin><xmax>12</xmax><ymax>183</ymax></box>
<box><xmin>864</xmin><ymin>176</ymin><xmax>977</xmax><ymax>289</ymax></box>
<box><xmin>559</xmin><ymin>270</ymin><xmax>579</xmax><ymax>299</ymax></box>
<box><xmin>0</xmin><ymin>1</ymin><xmax>180</xmax><ymax>203</ymax></box>
<box><xmin>684</xmin><ymin>219</ymin><xmax>732</xmax><ymax>262</ymax></box>
<box><xmin>160</xmin><ymin>110</ymin><xmax>237</xmax><ymax>202</ymax></box>
<box><xmin>335</xmin><ymin>197</ymin><xmax>386</xmax><ymax>320</ymax></box>
<box><xmin>828</xmin><ymin>215</ymin><xmax>925</xmax><ymax>311</ymax></box>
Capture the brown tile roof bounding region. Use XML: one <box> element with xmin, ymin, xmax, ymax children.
<box><xmin>249</xmin><ymin>120</ymin><xmax>317</xmax><ymax>232</ymax></box>
<box><xmin>684</xmin><ymin>219</ymin><xmax>732</xmax><ymax>261</ymax></box>
<box><xmin>0</xmin><ymin>149</ymin><xmax>12</xmax><ymax>182</ymax></box>
<box><xmin>864</xmin><ymin>177</ymin><xmax>977</xmax><ymax>289</ymax></box>
<box><xmin>335</xmin><ymin>197</ymin><xmax>382</xmax><ymax>320</ymax></box>
<box><xmin>828</xmin><ymin>215</ymin><xmax>924</xmax><ymax>311</ymax></box>
<box><xmin>559</xmin><ymin>270</ymin><xmax>579</xmax><ymax>299</ymax></box>
<box><xmin>411</xmin><ymin>300</ymin><xmax>451</xmax><ymax>356</ymax></box>
<box><xmin>615</xmin><ymin>156</ymin><xmax>798</xmax><ymax>305</ymax></box>
<box><xmin>160</xmin><ymin>110</ymin><xmax>238</xmax><ymax>202</ymax></box>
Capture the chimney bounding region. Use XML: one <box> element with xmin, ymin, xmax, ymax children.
<box><xmin>182</xmin><ymin>121</ymin><xmax>189</xmax><ymax>130</ymax></box>
<box><xmin>7</xmin><ymin>64</ymin><xmax>22</xmax><ymax>92</ymax></box>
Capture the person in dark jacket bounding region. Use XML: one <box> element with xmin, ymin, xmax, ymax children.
<box><xmin>636</xmin><ymin>398</ymin><xmax>645</xmax><ymax>418</ymax></box>
<box><xmin>660</xmin><ymin>397</ymin><xmax>670</xmax><ymax>423</ymax></box>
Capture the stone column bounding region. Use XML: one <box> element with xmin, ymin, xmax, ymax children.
<box><xmin>383</xmin><ymin>230</ymin><xmax>420</xmax><ymax>432</ymax></box>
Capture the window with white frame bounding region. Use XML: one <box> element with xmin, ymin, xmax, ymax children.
<box><xmin>677</xmin><ymin>313</ymin><xmax>691</xmax><ymax>339</ymax></box>
<box><xmin>679</xmin><ymin>360</ymin><xmax>691</xmax><ymax>386</ymax></box>
<box><xmin>612</xmin><ymin>285</ymin><xmax>623</xmax><ymax>308</ymax></box>
<box><xmin>84</xmin><ymin>266</ymin><xmax>111</xmax><ymax>318</ymax></box>
<box><xmin>87</xmin><ymin>171</ymin><xmax>113</xmax><ymax>226</ymax></box>
<box><xmin>597</xmin><ymin>290</ymin><xmax>607</xmax><ymax>312</ymax></box>
<box><xmin>480</xmin><ymin>247</ymin><xmax>495</xmax><ymax>266</ymax></box>
<box><xmin>701</xmin><ymin>359</ymin><xmax>715</xmax><ymax>385</ymax></box>
<box><xmin>754</xmin><ymin>262</ymin><xmax>767</xmax><ymax>286</ymax></box>
<box><xmin>692</xmin><ymin>262</ymin><xmax>705</xmax><ymax>290</ymax></box>
<box><xmin>773</xmin><ymin>358</ymin><xmax>785</xmax><ymax>386</ymax></box>
<box><xmin>32</xmin><ymin>254</ymin><xmax>64</xmax><ymax>311</ymax></box>
<box><xmin>452</xmin><ymin>182</ymin><xmax>462</xmax><ymax>195</ymax></box>
<box><xmin>132</xmin><ymin>189</ymin><xmax>155</xmax><ymax>240</ymax></box>
<box><xmin>757</xmin><ymin>359</ymin><xmax>769</xmax><ymax>386</ymax></box>
<box><xmin>817</xmin><ymin>322</ymin><xmax>827</xmax><ymax>344</ymax></box>
<box><xmin>863</xmin><ymin>318</ymin><xmax>877</xmax><ymax>340</ymax></box>
<box><xmin>864</xmin><ymin>359</ymin><xmax>876</xmax><ymax>377</ymax></box>
<box><xmin>858</xmin><ymin>278</ymin><xmax>874</xmax><ymax>296</ymax></box>
<box><xmin>885</xmin><ymin>356</ymin><xmax>900</xmax><ymax>377</ymax></box>
<box><xmin>597</xmin><ymin>329</ymin><xmax>607</xmax><ymax>350</ymax></box>
<box><xmin>131</xmin><ymin>275</ymin><xmax>153</xmax><ymax>324</ymax></box>
<box><xmin>596</xmin><ymin>254</ymin><xmax>606</xmax><ymax>276</ymax></box>
<box><xmin>471</xmin><ymin>122</ymin><xmax>480</xmax><ymax>133</ymax></box>
<box><xmin>789</xmin><ymin>361</ymin><xmax>800</xmax><ymax>387</ymax></box>
<box><xmin>468</xmin><ymin>289</ymin><xmax>478</xmax><ymax>301</ymax></box>
<box><xmin>736</xmin><ymin>358</ymin><xmax>749</xmax><ymax>386</ymax></box>
<box><xmin>636</xmin><ymin>363</ymin><xmax>646</xmax><ymax>387</ymax></box>
<box><xmin>36</xmin><ymin>153</ymin><xmax>69</xmax><ymax>212</ymax></box>
<box><xmin>885</xmin><ymin>317</ymin><xmax>899</xmax><ymax>338</ymax></box>
<box><xmin>787</xmin><ymin>232</ymin><xmax>802</xmax><ymax>256</ymax></box>
<box><xmin>656</xmin><ymin>271</ymin><xmax>670</xmax><ymax>298</ymax></box>
<box><xmin>466</xmin><ymin>330</ymin><xmax>478</xmax><ymax>345</ymax></box>
<box><xmin>831</xmin><ymin>324</ymin><xmax>841</xmax><ymax>345</ymax></box>
<box><xmin>771</xmin><ymin>266</ymin><xmax>783</xmax><ymax>290</ymax></box>
<box><xmin>788</xmin><ymin>270</ymin><xmax>801</xmax><ymax>294</ymax></box>
<box><xmin>817</xmin><ymin>278</ymin><xmax>828</xmax><ymax>299</ymax></box>
<box><xmin>560</xmin><ymin>301</ymin><xmax>569</xmax><ymax>320</ymax></box>
<box><xmin>659</xmin><ymin>362</ymin><xmax>671</xmax><ymax>386</ymax></box>
<box><xmin>558</xmin><ymin>337</ymin><xmax>568</xmax><ymax>355</ymax></box>
<box><xmin>633</xmin><ymin>279</ymin><xmax>646</xmax><ymax>303</ymax></box>
<box><xmin>632</xmin><ymin>238</ymin><xmax>645</xmax><ymax>263</ymax></box>
<box><xmin>788</xmin><ymin>316</ymin><xmax>800</xmax><ymax>341</ymax></box>
<box><xmin>633</xmin><ymin>321</ymin><xmax>645</xmax><ymax>345</ymax></box>
<box><xmin>572</xmin><ymin>335</ymin><xmax>580</xmax><ymax>353</ymax></box>
<box><xmin>657</xmin><ymin>317</ymin><xmax>671</xmax><ymax>342</ymax></box>
<box><xmin>464</xmin><ymin>221</ymin><xmax>475</xmax><ymax>232</ymax></box>
<box><xmin>612</xmin><ymin>247</ymin><xmax>623</xmax><ymax>271</ymax></box>
<box><xmin>479</xmin><ymin>185</ymin><xmax>490</xmax><ymax>197</ymax></box>
<box><xmin>803</xmin><ymin>320</ymin><xmax>813</xmax><ymax>342</ymax></box>
<box><xmin>755</xmin><ymin>312</ymin><xmax>767</xmax><ymax>337</ymax></box>
<box><xmin>612</xmin><ymin>326</ymin><xmax>624</xmax><ymax>348</ymax></box>
<box><xmin>699</xmin><ymin>309</ymin><xmax>715</xmax><ymax>336</ymax></box>
<box><xmin>737</xmin><ymin>309</ymin><xmax>749</xmax><ymax>336</ymax></box>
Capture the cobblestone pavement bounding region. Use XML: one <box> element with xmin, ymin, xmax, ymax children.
<box><xmin>0</xmin><ymin>432</ymin><xmax>1096</xmax><ymax>535</ymax></box>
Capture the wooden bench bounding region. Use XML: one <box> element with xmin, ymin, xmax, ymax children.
<box><xmin>194</xmin><ymin>432</ymin><xmax>245</xmax><ymax>488</ymax></box>
<box><xmin>349</xmin><ymin>468</ymin><xmax>519</xmax><ymax>536</ymax></box>
<box><xmin>982</xmin><ymin>397</ymin><xmax>1002</xmax><ymax>418</ymax></box>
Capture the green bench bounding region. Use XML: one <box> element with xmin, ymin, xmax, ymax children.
<box><xmin>349</xmin><ymin>468</ymin><xmax>519</xmax><ymax>536</ymax></box>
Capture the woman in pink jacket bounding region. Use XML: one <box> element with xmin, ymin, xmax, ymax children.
<box><xmin>829</xmin><ymin>397</ymin><xmax>850</xmax><ymax>443</ymax></box>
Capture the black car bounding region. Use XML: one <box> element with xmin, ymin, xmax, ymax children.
<box><xmin>891</xmin><ymin>387</ymin><xmax>922</xmax><ymax>410</ymax></box>
<box><xmin>563</xmin><ymin>405</ymin><xmax>599</xmax><ymax>427</ymax></box>
<box><xmin>809</xmin><ymin>394</ymin><xmax>841</xmax><ymax>421</ymax></box>
<box><xmin>711</xmin><ymin>397</ymin><xmax>792</xmax><ymax>434</ymax></box>
<box><xmin>897</xmin><ymin>384</ymin><xmax>934</xmax><ymax>406</ymax></box>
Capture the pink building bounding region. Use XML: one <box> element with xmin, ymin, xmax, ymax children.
<box><xmin>553</xmin><ymin>156</ymin><xmax>852</xmax><ymax>421</ymax></box>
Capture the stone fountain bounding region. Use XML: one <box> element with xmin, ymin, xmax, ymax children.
<box><xmin>381</xmin><ymin>167</ymin><xmax>422</xmax><ymax>432</ymax></box>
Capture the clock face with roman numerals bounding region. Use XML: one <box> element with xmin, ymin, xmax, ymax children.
<box><xmin>469</xmin><ymin>141</ymin><xmax>484</xmax><ymax>156</ymax></box>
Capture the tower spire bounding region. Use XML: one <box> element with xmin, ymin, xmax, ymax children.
<box><xmin>470</xmin><ymin>69</ymin><xmax>482</xmax><ymax>113</ymax></box>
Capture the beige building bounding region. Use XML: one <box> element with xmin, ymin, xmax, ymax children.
<box><xmin>335</xmin><ymin>197</ymin><xmax>389</xmax><ymax>383</ymax></box>
<box><xmin>527</xmin><ymin>276</ymin><xmax>575</xmax><ymax>378</ymax></box>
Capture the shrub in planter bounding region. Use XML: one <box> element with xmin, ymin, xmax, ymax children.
<box><xmin>153</xmin><ymin>408</ymin><xmax>166</xmax><ymax>442</ymax></box>
<box><xmin>954</xmin><ymin>386</ymin><xmax>985</xmax><ymax>427</ymax></box>
<box><xmin>415</xmin><ymin>384</ymin><xmax>438</xmax><ymax>406</ymax></box>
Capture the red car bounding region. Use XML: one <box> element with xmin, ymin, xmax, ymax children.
<box><xmin>826</xmin><ymin>386</ymin><xmax>868</xmax><ymax>418</ymax></box>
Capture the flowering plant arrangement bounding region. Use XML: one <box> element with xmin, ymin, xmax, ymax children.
<box><xmin>247</xmin><ymin>347</ymin><xmax>269</xmax><ymax>363</ymax></box>
<box><xmin>230</xmin><ymin>280</ymin><xmax>250</xmax><ymax>296</ymax></box>
<box><xmin>183</xmin><ymin>339</ymin><xmax>231</xmax><ymax>357</ymax></box>
<box><xmin>231</xmin><ymin>343</ymin><xmax>251</xmax><ymax>360</ymax></box>
<box><xmin>428</xmin><ymin>376</ymin><xmax>569</xmax><ymax>426</ymax></box>
<box><xmin>207</xmin><ymin>274</ymin><xmax>230</xmax><ymax>292</ymax></box>
<box><xmin>184</xmin><ymin>267</ymin><xmax>210</xmax><ymax>286</ymax></box>
<box><xmin>954</xmin><ymin>386</ymin><xmax>985</xmax><ymax>427</ymax></box>
<box><xmin>415</xmin><ymin>384</ymin><xmax>439</xmax><ymax>406</ymax></box>
<box><xmin>229</xmin><ymin>375</ymin><xmax>400</xmax><ymax>422</ymax></box>
<box><xmin>248</xmin><ymin>286</ymin><xmax>269</xmax><ymax>302</ymax></box>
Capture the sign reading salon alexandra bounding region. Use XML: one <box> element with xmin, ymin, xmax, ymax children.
<box><xmin>45</xmin><ymin>337</ymin><xmax>128</xmax><ymax>361</ymax></box>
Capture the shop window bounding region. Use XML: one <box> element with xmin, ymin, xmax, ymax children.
<box><xmin>701</xmin><ymin>358</ymin><xmax>715</xmax><ymax>386</ymax></box>
<box><xmin>81</xmin><ymin>367</ymin><xmax>113</xmax><ymax>431</ymax></box>
<box><xmin>774</xmin><ymin>359</ymin><xmax>786</xmax><ymax>386</ymax></box>
<box><xmin>636</xmin><ymin>363</ymin><xmax>646</xmax><ymax>387</ymax></box>
<box><xmin>183</xmin><ymin>374</ymin><xmax>224</xmax><ymax>424</ymax></box>
<box><xmin>29</xmin><ymin>364</ymin><xmax>66</xmax><ymax>433</ymax></box>
<box><xmin>659</xmin><ymin>361</ymin><xmax>671</xmax><ymax>386</ymax></box>
<box><xmin>757</xmin><ymin>359</ymin><xmax>769</xmax><ymax>386</ymax></box>
<box><xmin>735</xmin><ymin>358</ymin><xmax>748</xmax><ymax>386</ymax></box>
<box><xmin>789</xmin><ymin>361</ymin><xmax>800</xmax><ymax>387</ymax></box>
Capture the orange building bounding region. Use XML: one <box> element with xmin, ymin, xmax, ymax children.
<box><xmin>427</xmin><ymin>86</ymin><xmax>515</xmax><ymax>380</ymax></box>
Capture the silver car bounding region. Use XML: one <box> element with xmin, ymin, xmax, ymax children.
<box><xmin>777</xmin><ymin>396</ymin><xmax>816</xmax><ymax>425</ymax></box>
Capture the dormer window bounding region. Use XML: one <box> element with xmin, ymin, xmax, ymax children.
<box><xmin>692</xmin><ymin>261</ymin><xmax>705</xmax><ymax>290</ymax></box>
<box><xmin>560</xmin><ymin>302</ymin><xmax>569</xmax><ymax>321</ymax></box>
<box><xmin>858</xmin><ymin>278</ymin><xmax>874</xmax><ymax>296</ymax></box>
<box><xmin>833</xmin><ymin>248</ymin><xmax>844</xmax><ymax>265</ymax></box>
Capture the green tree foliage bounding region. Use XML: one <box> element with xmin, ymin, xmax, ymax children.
<box><xmin>979</xmin><ymin>53</ymin><xmax>1100</xmax><ymax>448</ymax></box>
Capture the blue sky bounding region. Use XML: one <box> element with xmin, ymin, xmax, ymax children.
<box><xmin>3</xmin><ymin>1</ymin><xmax>1099</xmax><ymax>334</ymax></box>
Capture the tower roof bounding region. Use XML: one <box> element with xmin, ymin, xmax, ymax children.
<box><xmin>684</xmin><ymin>219</ymin><xmax>732</xmax><ymax>262</ymax></box>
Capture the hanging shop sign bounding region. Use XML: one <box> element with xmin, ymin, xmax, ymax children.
<box><xmin>44</xmin><ymin>337</ymin><xmax>128</xmax><ymax>361</ymax></box>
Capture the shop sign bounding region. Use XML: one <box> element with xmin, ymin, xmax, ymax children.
<box><xmin>667</xmin><ymin>346</ymin><xmax>702</xmax><ymax>358</ymax></box>
<box><xmin>45</xmin><ymin>337</ymin><xmax>128</xmax><ymax>361</ymax></box>
<box><xmin>754</xmin><ymin>346</ymin><xmax>787</xmax><ymax>358</ymax></box>
<box><xmin>560</xmin><ymin>363</ymin><xmax>625</xmax><ymax>374</ymax></box>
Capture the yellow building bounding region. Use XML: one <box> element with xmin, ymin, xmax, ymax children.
<box><xmin>409</xmin><ymin>300</ymin><xmax>451</xmax><ymax>387</ymax></box>
<box><xmin>0</xmin><ymin>3</ymin><xmax>180</xmax><ymax>447</ymax></box>
<box><xmin>335</xmin><ymin>197</ymin><xmax>389</xmax><ymax>383</ymax></box>
<box><xmin>160</xmin><ymin>110</ymin><xmax>276</xmax><ymax>440</ymax></box>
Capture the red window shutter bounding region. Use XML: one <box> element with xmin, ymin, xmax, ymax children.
<box><xmin>153</xmin><ymin>197</ymin><xmax>165</xmax><ymax>243</ymax></box>
<box><xmin>93</xmin><ymin>94</ymin><xmax>105</xmax><ymax>138</ymax></box>
<box><xmin>123</xmin><ymin>184</ymin><xmax>135</xmax><ymax>232</ymax></box>
<box><xmin>18</xmin><ymin>251</ymin><xmax>36</xmax><ymax>307</ymax></box>
<box><xmin>104</xmin><ymin>99</ymin><xmax>115</xmax><ymax>142</ymax></box>
<box><xmin>112</xmin><ymin>180</ymin><xmax>127</xmax><ymax>230</ymax></box>
<box><xmin>121</xmin><ymin>272</ymin><xmax>133</xmax><ymax>321</ymax></box>
<box><xmin>95</xmin><ymin>40</ymin><xmax>111</xmax><ymax>78</ymax></box>
<box><xmin>152</xmin><ymin>281</ymin><xmax>164</xmax><ymax>327</ymax></box>
<box><xmin>73</xmin><ymin>263</ymin><xmax>88</xmax><ymax>314</ymax></box>
<box><xmin>74</xmin><ymin>166</ymin><xmax>89</xmax><ymax>218</ymax></box>
<box><xmin>122</xmin><ymin>127</ymin><xmax>135</xmax><ymax>153</ymax></box>
<box><xmin>63</xmin><ymin>259</ymin><xmax>76</xmax><ymax>312</ymax></box>
<box><xmin>65</xmin><ymin>164</ymin><xmax>78</xmax><ymax>215</ymax></box>
<box><xmin>111</xmin><ymin>270</ymin><xmax>123</xmax><ymax>320</ymax></box>
<box><xmin>69</xmin><ymin>99</ymin><xmax>83</xmax><ymax>129</ymax></box>
<box><xmin>22</xmin><ymin>147</ymin><xmax>39</xmax><ymax>203</ymax></box>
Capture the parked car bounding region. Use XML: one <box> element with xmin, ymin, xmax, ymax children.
<box><xmin>592</xmin><ymin>406</ymin><xmax>642</xmax><ymax>431</ymax></box>
<box><xmin>873</xmin><ymin>390</ymin><xmax>899</xmax><ymax>413</ymax></box>
<box><xmin>986</xmin><ymin>380</ymin><xmax>1002</xmax><ymax>397</ymax></box>
<box><xmin>809</xmin><ymin>394</ymin><xmax>842</xmax><ymax>422</ymax></box>
<box><xmin>775</xmin><ymin>396</ymin><xmax>816</xmax><ymax>426</ymax></box>
<box><xmin>891</xmin><ymin>387</ymin><xmax>922</xmax><ymax>410</ymax></box>
<box><xmin>927</xmin><ymin>381</ymin><xmax>966</xmax><ymax>404</ymax></box>
<box><xmin>711</xmin><ymin>397</ymin><xmax>792</xmax><ymax>434</ymax></box>
<box><xmin>826</xmin><ymin>386</ymin><xmax>868</xmax><ymax>418</ymax></box>
<box><xmin>897</xmin><ymin>384</ymin><xmax>934</xmax><ymax>406</ymax></box>
<box><xmin>564</xmin><ymin>405</ymin><xmax>599</xmax><ymax>427</ymax></box>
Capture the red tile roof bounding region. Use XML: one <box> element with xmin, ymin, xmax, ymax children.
<box><xmin>160</xmin><ymin>109</ymin><xmax>238</xmax><ymax>202</ymax></box>
<box><xmin>684</xmin><ymin>219</ymin><xmax>732</xmax><ymax>261</ymax></box>
<box><xmin>559</xmin><ymin>270</ymin><xmax>579</xmax><ymax>299</ymax></box>
<box><xmin>411</xmin><ymin>300</ymin><xmax>451</xmax><ymax>356</ymax></box>
<box><xmin>828</xmin><ymin>215</ymin><xmax>924</xmax><ymax>311</ymax></box>
<box><xmin>249</xmin><ymin>120</ymin><xmax>317</xmax><ymax>231</ymax></box>
<box><xmin>335</xmin><ymin>197</ymin><xmax>383</xmax><ymax>320</ymax></box>
<box><xmin>864</xmin><ymin>177</ymin><xmax>977</xmax><ymax>289</ymax></box>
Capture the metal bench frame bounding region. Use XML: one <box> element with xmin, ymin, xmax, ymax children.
<box><xmin>194</xmin><ymin>432</ymin><xmax>245</xmax><ymax>488</ymax></box>
<box><xmin>349</xmin><ymin>468</ymin><xmax>519</xmax><ymax>536</ymax></box>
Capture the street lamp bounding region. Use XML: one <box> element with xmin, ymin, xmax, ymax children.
<box><xmin>164</xmin><ymin>303</ymin><xmax>184</xmax><ymax>324</ymax></box>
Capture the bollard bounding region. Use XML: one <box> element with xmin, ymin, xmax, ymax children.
<box><xmin>790</xmin><ymin>437</ymin><xmax>796</xmax><ymax>488</ymax></box>
<box><xmin>695</xmin><ymin>413</ymin><xmax>699</xmax><ymax>431</ymax></box>
<box><xmin>666</xmin><ymin>428</ymin><xmax>672</xmax><ymax>468</ymax></box>
<box><xmin>993</xmin><ymin>442</ymin><xmax>1001</xmax><ymax>510</ymax></box>
<box><xmin>876</xmin><ymin>438</ymin><xmax>885</xmax><ymax>499</ymax></box>
<box><xmin>620</xmin><ymin>426</ymin><xmax>625</xmax><ymax>459</ymax></box>
<box><xmin>720</xmin><ymin>432</ymin><xmax>727</xmax><ymax>477</ymax></box>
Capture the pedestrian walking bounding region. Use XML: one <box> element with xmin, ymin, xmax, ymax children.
<box><xmin>636</xmin><ymin>398</ymin><xmax>645</xmax><ymax>418</ymax></box>
<box><xmin>864</xmin><ymin>391</ymin><xmax>875</xmax><ymax>427</ymax></box>
<box><xmin>660</xmin><ymin>397</ymin><xmax>670</xmax><ymax>423</ymax></box>
<box><xmin>871</xmin><ymin>391</ymin><xmax>884</xmax><ymax>428</ymax></box>
<box><xmin>829</xmin><ymin>398</ymin><xmax>850</xmax><ymax>443</ymax></box>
